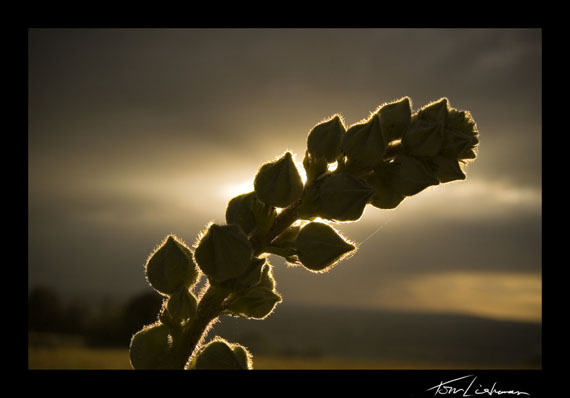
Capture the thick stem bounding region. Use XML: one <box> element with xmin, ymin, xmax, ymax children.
<box><xmin>169</xmin><ymin>284</ymin><xmax>229</xmax><ymax>369</ymax></box>
<box><xmin>251</xmin><ymin>205</ymin><xmax>299</xmax><ymax>255</ymax></box>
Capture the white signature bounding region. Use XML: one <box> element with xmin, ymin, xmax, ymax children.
<box><xmin>426</xmin><ymin>375</ymin><xmax>530</xmax><ymax>396</ymax></box>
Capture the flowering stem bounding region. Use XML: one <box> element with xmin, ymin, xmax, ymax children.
<box><xmin>169</xmin><ymin>284</ymin><xmax>230</xmax><ymax>369</ymax></box>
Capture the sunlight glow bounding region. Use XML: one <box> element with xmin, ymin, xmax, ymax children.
<box><xmin>371</xmin><ymin>271</ymin><xmax>541</xmax><ymax>323</ymax></box>
<box><xmin>295</xmin><ymin>159</ymin><xmax>307</xmax><ymax>185</ymax></box>
<box><xmin>374</xmin><ymin>177</ymin><xmax>542</xmax><ymax>225</ymax></box>
<box><xmin>223</xmin><ymin>179</ymin><xmax>254</xmax><ymax>201</ymax></box>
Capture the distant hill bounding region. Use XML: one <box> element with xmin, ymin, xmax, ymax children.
<box><xmin>213</xmin><ymin>303</ymin><xmax>541</xmax><ymax>369</ymax></box>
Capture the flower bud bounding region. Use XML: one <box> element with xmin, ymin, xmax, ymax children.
<box><xmin>426</xmin><ymin>155</ymin><xmax>466</xmax><ymax>183</ymax></box>
<box><xmin>190</xmin><ymin>338</ymin><xmax>252</xmax><ymax>370</ymax></box>
<box><xmin>417</xmin><ymin>97</ymin><xmax>449</xmax><ymax>126</ymax></box>
<box><xmin>390</xmin><ymin>155</ymin><xmax>439</xmax><ymax>196</ymax></box>
<box><xmin>145</xmin><ymin>235</ymin><xmax>199</xmax><ymax>296</ymax></box>
<box><xmin>271</xmin><ymin>225</ymin><xmax>301</xmax><ymax>248</ymax></box>
<box><xmin>366</xmin><ymin>162</ymin><xmax>406</xmax><ymax>209</ymax></box>
<box><xmin>166</xmin><ymin>287</ymin><xmax>197</xmax><ymax>323</ymax></box>
<box><xmin>129</xmin><ymin>323</ymin><xmax>172</xmax><ymax>370</ymax></box>
<box><xmin>342</xmin><ymin>114</ymin><xmax>386</xmax><ymax>169</ymax></box>
<box><xmin>295</xmin><ymin>222</ymin><xmax>356</xmax><ymax>272</ymax></box>
<box><xmin>378</xmin><ymin>97</ymin><xmax>412</xmax><ymax>143</ymax></box>
<box><xmin>225</xmin><ymin>191</ymin><xmax>258</xmax><ymax>236</ymax></box>
<box><xmin>317</xmin><ymin>173</ymin><xmax>373</xmax><ymax>221</ymax></box>
<box><xmin>441</xmin><ymin>109</ymin><xmax>479</xmax><ymax>160</ymax></box>
<box><xmin>194</xmin><ymin>224</ymin><xmax>252</xmax><ymax>283</ymax></box>
<box><xmin>402</xmin><ymin>119</ymin><xmax>444</xmax><ymax>158</ymax></box>
<box><xmin>232</xmin><ymin>345</ymin><xmax>253</xmax><ymax>370</ymax></box>
<box><xmin>307</xmin><ymin>115</ymin><xmax>345</xmax><ymax>163</ymax></box>
<box><xmin>254</xmin><ymin>152</ymin><xmax>304</xmax><ymax>208</ymax></box>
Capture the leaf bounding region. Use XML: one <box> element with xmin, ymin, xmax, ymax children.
<box><xmin>295</xmin><ymin>222</ymin><xmax>356</xmax><ymax>272</ymax></box>
<box><xmin>145</xmin><ymin>235</ymin><xmax>199</xmax><ymax>295</ymax></box>
<box><xmin>341</xmin><ymin>114</ymin><xmax>386</xmax><ymax>169</ymax></box>
<box><xmin>216</xmin><ymin>256</ymin><xmax>266</xmax><ymax>292</ymax></box>
<box><xmin>226</xmin><ymin>286</ymin><xmax>282</xmax><ymax>320</ymax></box>
<box><xmin>317</xmin><ymin>173</ymin><xmax>373</xmax><ymax>221</ymax></box>
<box><xmin>378</xmin><ymin>97</ymin><xmax>412</xmax><ymax>143</ymax></box>
<box><xmin>254</xmin><ymin>152</ymin><xmax>304</xmax><ymax>208</ymax></box>
<box><xmin>129</xmin><ymin>323</ymin><xmax>172</xmax><ymax>370</ymax></box>
<box><xmin>307</xmin><ymin>115</ymin><xmax>345</xmax><ymax>163</ymax></box>
<box><xmin>226</xmin><ymin>262</ymin><xmax>281</xmax><ymax>319</ymax></box>
<box><xmin>389</xmin><ymin>155</ymin><xmax>440</xmax><ymax>196</ymax></box>
<box><xmin>258</xmin><ymin>262</ymin><xmax>277</xmax><ymax>290</ymax></box>
<box><xmin>194</xmin><ymin>224</ymin><xmax>252</xmax><ymax>283</ymax></box>
<box><xmin>190</xmin><ymin>338</ymin><xmax>252</xmax><ymax>370</ymax></box>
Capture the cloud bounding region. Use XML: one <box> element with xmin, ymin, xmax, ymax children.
<box><xmin>28</xmin><ymin>29</ymin><xmax>541</xmax><ymax>322</ymax></box>
<box><xmin>368</xmin><ymin>271</ymin><xmax>542</xmax><ymax>323</ymax></box>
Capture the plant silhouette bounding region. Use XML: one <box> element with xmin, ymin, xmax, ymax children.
<box><xmin>129</xmin><ymin>97</ymin><xmax>479</xmax><ymax>369</ymax></box>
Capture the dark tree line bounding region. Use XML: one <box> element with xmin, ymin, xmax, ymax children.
<box><xmin>28</xmin><ymin>285</ymin><xmax>163</xmax><ymax>347</ymax></box>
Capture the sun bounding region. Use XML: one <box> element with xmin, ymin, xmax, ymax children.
<box><xmin>223</xmin><ymin>179</ymin><xmax>254</xmax><ymax>201</ymax></box>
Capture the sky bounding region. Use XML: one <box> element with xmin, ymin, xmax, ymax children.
<box><xmin>28</xmin><ymin>28</ymin><xmax>542</xmax><ymax>324</ymax></box>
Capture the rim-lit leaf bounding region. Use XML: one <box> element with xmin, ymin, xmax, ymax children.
<box><xmin>226</xmin><ymin>286</ymin><xmax>282</xmax><ymax>320</ymax></box>
<box><xmin>216</xmin><ymin>256</ymin><xmax>266</xmax><ymax>292</ymax></box>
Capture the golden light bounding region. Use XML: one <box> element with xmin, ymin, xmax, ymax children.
<box><xmin>223</xmin><ymin>179</ymin><xmax>254</xmax><ymax>201</ymax></box>
<box><xmin>371</xmin><ymin>271</ymin><xmax>541</xmax><ymax>323</ymax></box>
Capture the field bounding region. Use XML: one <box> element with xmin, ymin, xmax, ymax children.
<box><xmin>28</xmin><ymin>305</ymin><xmax>541</xmax><ymax>370</ymax></box>
<box><xmin>28</xmin><ymin>345</ymin><xmax>535</xmax><ymax>370</ymax></box>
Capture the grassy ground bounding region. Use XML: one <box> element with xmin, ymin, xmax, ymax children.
<box><xmin>28</xmin><ymin>331</ymin><xmax>539</xmax><ymax>370</ymax></box>
<box><xmin>28</xmin><ymin>345</ymin><xmax>535</xmax><ymax>370</ymax></box>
